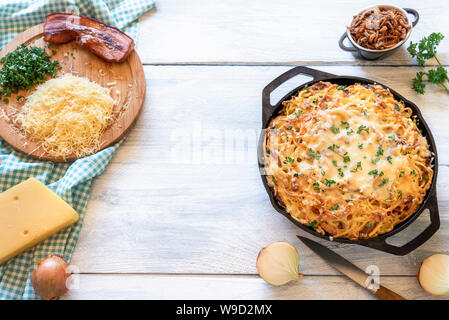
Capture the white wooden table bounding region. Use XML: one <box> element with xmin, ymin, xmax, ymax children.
<box><xmin>64</xmin><ymin>0</ymin><xmax>449</xmax><ymax>300</ymax></box>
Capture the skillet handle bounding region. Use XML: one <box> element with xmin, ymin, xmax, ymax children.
<box><xmin>361</xmin><ymin>189</ymin><xmax>440</xmax><ymax>255</ymax></box>
<box><xmin>262</xmin><ymin>66</ymin><xmax>335</xmax><ymax>126</ymax></box>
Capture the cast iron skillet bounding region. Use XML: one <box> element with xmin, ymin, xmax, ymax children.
<box><xmin>257</xmin><ymin>66</ymin><xmax>440</xmax><ymax>255</ymax></box>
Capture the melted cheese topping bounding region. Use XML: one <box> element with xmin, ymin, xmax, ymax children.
<box><xmin>265</xmin><ymin>82</ymin><xmax>433</xmax><ymax>239</ymax></box>
<box><xmin>17</xmin><ymin>74</ymin><xmax>114</xmax><ymax>159</ymax></box>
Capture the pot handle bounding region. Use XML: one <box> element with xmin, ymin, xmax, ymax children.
<box><xmin>262</xmin><ymin>66</ymin><xmax>335</xmax><ymax>125</ymax></box>
<box><xmin>339</xmin><ymin>32</ymin><xmax>358</xmax><ymax>52</ymax></box>
<box><xmin>359</xmin><ymin>189</ymin><xmax>440</xmax><ymax>255</ymax></box>
<box><xmin>403</xmin><ymin>8</ymin><xmax>419</xmax><ymax>27</ymax></box>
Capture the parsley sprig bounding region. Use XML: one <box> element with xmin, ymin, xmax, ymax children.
<box><xmin>308</xmin><ymin>148</ymin><xmax>321</xmax><ymax>160</ymax></box>
<box><xmin>408</xmin><ymin>32</ymin><xmax>448</xmax><ymax>94</ymax></box>
<box><xmin>327</xmin><ymin>144</ymin><xmax>350</xmax><ymax>163</ymax></box>
<box><xmin>324</xmin><ymin>179</ymin><xmax>336</xmax><ymax>187</ymax></box>
<box><xmin>308</xmin><ymin>220</ymin><xmax>318</xmax><ymax>230</ymax></box>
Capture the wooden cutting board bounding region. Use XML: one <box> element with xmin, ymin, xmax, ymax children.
<box><xmin>0</xmin><ymin>23</ymin><xmax>146</xmax><ymax>162</ymax></box>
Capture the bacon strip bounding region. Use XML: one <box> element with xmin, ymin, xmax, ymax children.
<box><xmin>44</xmin><ymin>13</ymin><xmax>135</xmax><ymax>63</ymax></box>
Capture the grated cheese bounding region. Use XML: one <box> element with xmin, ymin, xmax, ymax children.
<box><xmin>17</xmin><ymin>74</ymin><xmax>114</xmax><ymax>159</ymax></box>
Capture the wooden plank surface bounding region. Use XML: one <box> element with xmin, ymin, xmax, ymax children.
<box><xmin>70</xmin><ymin>66</ymin><xmax>449</xmax><ymax>279</ymax></box>
<box><xmin>136</xmin><ymin>0</ymin><xmax>449</xmax><ymax>65</ymax></box>
<box><xmin>67</xmin><ymin>0</ymin><xmax>449</xmax><ymax>300</ymax></box>
<box><xmin>62</xmin><ymin>274</ymin><xmax>446</xmax><ymax>300</ymax></box>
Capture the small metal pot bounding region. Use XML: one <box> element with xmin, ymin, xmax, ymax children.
<box><xmin>339</xmin><ymin>5</ymin><xmax>419</xmax><ymax>60</ymax></box>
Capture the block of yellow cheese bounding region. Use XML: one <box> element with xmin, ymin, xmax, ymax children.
<box><xmin>0</xmin><ymin>178</ymin><xmax>79</xmax><ymax>264</ymax></box>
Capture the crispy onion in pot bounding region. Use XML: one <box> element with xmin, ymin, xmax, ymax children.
<box><xmin>31</xmin><ymin>255</ymin><xmax>71</xmax><ymax>300</ymax></box>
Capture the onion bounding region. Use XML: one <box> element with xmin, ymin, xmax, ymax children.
<box><xmin>31</xmin><ymin>255</ymin><xmax>72</xmax><ymax>300</ymax></box>
<box><xmin>418</xmin><ymin>254</ymin><xmax>449</xmax><ymax>296</ymax></box>
<box><xmin>256</xmin><ymin>241</ymin><xmax>303</xmax><ymax>286</ymax></box>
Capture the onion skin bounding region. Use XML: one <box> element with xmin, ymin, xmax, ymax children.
<box><xmin>31</xmin><ymin>255</ymin><xmax>71</xmax><ymax>300</ymax></box>
<box><xmin>417</xmin><ymin>254</ymin><xmax>449</xmax><ymax>296</ymax></box>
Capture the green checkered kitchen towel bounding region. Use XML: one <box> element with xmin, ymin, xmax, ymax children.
<box><xmin>0</xmin><ymin>0</ymin><xmax>155</xmax><ymax>300</ymax></box>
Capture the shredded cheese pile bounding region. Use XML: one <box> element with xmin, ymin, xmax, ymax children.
<box><xmin>17</xmin><ymin>74</ymin><xmax>114</xmax><ymax>159</ymax></box>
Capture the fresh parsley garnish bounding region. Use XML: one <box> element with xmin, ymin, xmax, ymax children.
<box><xmin>408</xmin><ymin>32</ymin><xmax>444</xmax><ymax>66</ymax></box>
<box><xmin>329</xmin><ymin>204</ymin><xmax>339</xmax><ymax>211</ymax></box>
<box><xmin>308</xmin><ymin>220</ymin><xmax>318</xmax><ymax>230</ymax></box>
<box><xmin>337</xmin><ymin>85</ymin><xmax>345</xmax><ymax>90</ymax></box>
<box><xmin>284</xmin><ymin>157</ymin><xmax>294</xmax><ymax>164</ymax></box>
<box><xmin>368</xmin><ymin>169</ymin><xmax>378</xmax><ymax>176</ymax></box>
<box><xmin>332</xmin><ymin>160</ymin><xmax>338</xmax><ymax>167</ymax></box>
<box><xmin>387</xmin><ymin>156</ymin><xmax>392</xmax><ymax>164</ymax></box>
<box><xmin>324</xmin><ymin>179</ymin><xmax>336</xmax><ymax>187</ymax></box>
<box><xmin>328</xmin><ymin>144</ymin><xmax>350</xmax><ymax>163</ymax></box>
<box><xmin>293</xmin><ymin>109</ymin><xmax>303</xmax><ymax>117</ymax></box>
<box><xmin>398</xmin><ymin>190</ymin><xmax>403</xmax><ymax>199</ymax></box>
<box><xmin>338</xmin><ymin>168</ymin><xmax>344</xmax><ymax>177</ymax></box>
<box><xmin>357</xmin><ymin>125</ymin><xmax>369</xmax><ymax>134</ymax></box>
<box><xmin>376</xmin><ymin>145</ymin><xmax>384</xmax><ymax>157</ymax></box>
<box><xmin>271</xmin><ymin>176</ymin><xmax>278</xmax><ymax>186</ymax></box>
<box><xmin>388</xmin><ymin>135</ymin><xmax>396</xmax><ymax>141</ymax></box>
<box><xmin>340</xmin><ymin>121</ymin><xmax>350</xmax><ymax>129</ymax></box>
<box><xmin>378</xmin><ymin>178</ymin><xmax>389</xmax><ymax>187</ymax></box>
<box><xmin>350</xmin><ymin>161</ymin><xmax>362</xmax><ymax>173</ymax></box>
<box><xmin>328</xmin><ymin>144</ymin><xmax>339</xmax><ymax>152</ymax></box>
<box><xmin>358</xmin><ymin>143</ymin><xmax>363</xmax><ymax>149</ymax></box>
<box><xmin>0</xmin><ymin>45</ymin><xmax>61</xmax><ymax>100</ymax></box>
<box><xmin>408</xmin><ymin>32</ymin><xmax>448</xmax><ymax>94</ymax></box>
<box><xmin>399</xmin><ymin>171</ymin><xmax>405</xmax><ymax>177</ymax></box>
<box><xmin>412</xmin><ymin>71</ymin><xmax>426</xmax><ymax>94</ymax></box>
<box><xmin>314</xmin><ymin>182</ymin><xmax>320</xmax><ymax>190</ymax></box>
<box><xmin>371</xmin><ymin>158</ymin><xmax>380</xmax><ymax>164</ymax></box>
<box><xmin>308</xmin><ymin>148</ymin><xmax>321</xmax><ymax>160</ymax></box>
<box><xmin>331</xmin><ymin>125</ymin><xmax>340</xmax><ymax>134</ymax></box>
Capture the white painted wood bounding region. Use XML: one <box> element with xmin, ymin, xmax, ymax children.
<box><xmin>70</xmin><ymin>66</ymin><xmax>449</xmax><ymax>278</ymax></box>
<box><xmin>62</xmin><ymin>274</ymin><xmax>447</xmax><ymax>300</ymax></box>
<box><xmin>67</xmin><ymin>0</ymin><xmax>449</xmax><ymax>299</ymax></box>
<box><xmin>136</xmin><ymin>0</ymin><xmax>449</xmax><ymax>65</ymax></box>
